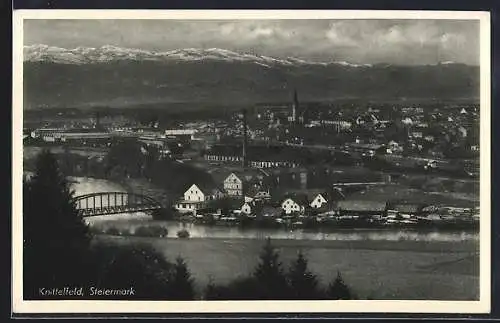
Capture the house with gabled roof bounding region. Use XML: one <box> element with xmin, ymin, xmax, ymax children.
<box><xmin>223</xmin><ymin>169</ymin><xmax>266</xmax><ymax>197</ymax></box>
<box><xmin>309</xmin><ymin>188</ymin><xmax>345</xmax><ymax>209</ymax></box>
<box><xmin>244</xmin><ymin>185</ymin><xmax>272</xmax><ymax>203</ymax></box>
<box><xmin>281</xmin><ymin>193</ymin><xmax>310</xmax><ymax>215</ymax></box>
<box><xmin>174</xmin><ymin>182</ymin><xmax>224</xmax><ymax>214</ymax></box>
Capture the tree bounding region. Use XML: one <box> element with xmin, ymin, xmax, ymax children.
<box><xmin>326</xmin><ymin>271</ymin><xmax>353</xmax><ymax>300</ymax></box>
<box><xmin>166</xmin><ymin>257</ymin><xmax>195</xmax><ymax>300</ymax></box>
<box><xmin>287</xmin><ymin>251</ymin><xmax>321</xmax><ymax>299</ymax></box>
<box><xmin>85</xmin><ymin>244</ymin><xmax>173</xmax><ymax>300</ymax></box>
<box><xmin>203</xmin><ymin>275</ymin><xmax>267</xmax><ymax>300</ymax></box>
<box><xmin>203</xmin><ymin>276</ymin><xmax>218</xmax><ymax>300</ymax></box>
<box><xmin>23</xmin><ymin>149</ymin><xmax>92</xmax><ymax>298</ymax></box>
<box><xmin>105</xmin><ymin>138</ymin><xmax>145</xmax><ymax>178</ymax></box>
<box><xmin>253</xmin><ymin>238</ymin><xmax>290</xmax><ymax>299</ymax></box>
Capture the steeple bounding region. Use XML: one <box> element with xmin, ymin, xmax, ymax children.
<box><xmin>292</xmin><ymin>89</ymin><xmax>298</xmax><ymax>123</ymax></box>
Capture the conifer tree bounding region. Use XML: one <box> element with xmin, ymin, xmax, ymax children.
<box><xmin>167</xmin><ymin>256</ymin><xmax>195</xmax><ymax>300</ymax></box>
<box><xmin>253</xmin><ymin>237</ymin><xmax>290</xmax><ymax>299</ymax></box>
<box><xmin>326</xmin><ymin>271</ymin><xmax>353</xmax><ymax>300</ymax></box>
<box><xmin>287</xmin><ymin>251</ymin><xmax>321</xmax><ymax>299</ymax></box>
<box><xmin>23</xmin><ymin>150</ymin><xmax>92</xmax><ymax>298</ymax></box>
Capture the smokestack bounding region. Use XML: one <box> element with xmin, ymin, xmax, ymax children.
<box><xmin>242</xmin><ymin>109</ymin><xmax>248</xmax><ymax>168</ymax></box>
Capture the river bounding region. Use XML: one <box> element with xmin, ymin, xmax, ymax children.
<box><xmin>69</xmin><ymin>176</ymin><xmax>480</xmax><ymax>300</ymax></box>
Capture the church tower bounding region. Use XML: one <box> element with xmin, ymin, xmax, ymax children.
<box><xmin>292</xmin><ymin>89</ymin><xmax>298</xmax><ymax>123</ymax></box>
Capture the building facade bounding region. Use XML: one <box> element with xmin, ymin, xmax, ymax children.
<box><xmin>175</xmin><ymin>184</ymin><xmax>223</xmax><ymax>213</ymax></box>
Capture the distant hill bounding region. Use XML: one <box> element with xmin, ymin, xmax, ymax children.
<box><xmin>23</xmin><ymin>45</ymin><xmax>480</xmax><ymax>110</ymax></box>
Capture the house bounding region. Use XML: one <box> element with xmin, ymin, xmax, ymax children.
<box><xmin>240</xmin><ymin>201</ymin><xmax>264</xmax><ymax>216</ymax></box>
<box><xmin>241</xmin><ymin>202</ymin><xmax>253</xmax><ymax>215</ymax></box>
<box><xmin>205</xmin><ymin>144</ymin><xmax>302</xmax><ymax>168</ymax></box>
<box><xmin>281</xmin><ymin>194</ymin><xmax>309</xmax><ymax>214</ymax></box>
<box><xmin>244</xmin><ymin>185</ymin><xmax>272</xmax><ymax>203</ymax></box>
<box><xmin>309</xmin><ymin>188</ymin><xmax>345</xmax><ymax>209</ymax></box>
<box><xmin>174</xmin><ymin>183</ymin><xmax>224</xmax><ymax>213</ymax></box>
<box><xmin>411</xmin><ymin>131</ymin><xmax>423</xmax><ymax>139</ymax></box>
<box><xmin>424</xmin><ymin>135</ymin><xmax>435</xmax><ymax>142</ymax></box>
<box><xmin>224</xmin><ymin>172</ymin><xmax>245</xmax><ymax>197</ymax></box>
<box><xmin>223</xmin><ymin>170</ymin><xmax>266</xmax><ymax>197</ymax></box>
<box><xmin>310</xmin><ymin>192</ymin><xmax>328</xmax><ymax>209</ymax></box>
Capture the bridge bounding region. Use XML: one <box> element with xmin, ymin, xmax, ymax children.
<box><xmin>72</xmin><ymin>192</ymin><xmax>163</xmax><ymax>217</ymax></box>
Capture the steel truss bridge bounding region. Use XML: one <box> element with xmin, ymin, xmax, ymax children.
<box><xmin>72</xmin><ymin>192</ymin><xmax>163</xmax><ymax>217</ymax></box>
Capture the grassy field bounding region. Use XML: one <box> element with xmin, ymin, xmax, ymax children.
<box><xmin>93</xmin><ymin>235</ymin><xmax>479</xmax><ymax>300</ymax></box>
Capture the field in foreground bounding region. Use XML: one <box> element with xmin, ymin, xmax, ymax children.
<box><xmin>93</xmin><ymin>235</ymin><xmax>479</xmax><ymax>300</ymax></box>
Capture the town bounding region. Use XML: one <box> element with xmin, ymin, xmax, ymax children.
<box><xmin>23</xmin><ymin>91</ymin><xmax>480</xmax><ymax>231</ymax></box>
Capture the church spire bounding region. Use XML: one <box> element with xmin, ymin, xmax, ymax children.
<box><xmin>292</xmin><ymin>88</ymin><xmax>298</xmax><ymax>123</ymax></box>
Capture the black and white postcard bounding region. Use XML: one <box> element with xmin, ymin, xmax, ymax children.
<box><xmin>12</xmin><ymin>9</ymin><xmax>491</xmax><ymax>315</ymax></box>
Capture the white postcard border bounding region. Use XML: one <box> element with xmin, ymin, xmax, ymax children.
<box><xmin>12</xmin><ymin>9</ymin><xmax>492</xmax><ymax>314</ymax></box>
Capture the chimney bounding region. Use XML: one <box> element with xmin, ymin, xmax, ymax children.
<box><xmin>242</xmin><ymin>109</ymin><xmax>248</xmax><ymax>168</ymax></box>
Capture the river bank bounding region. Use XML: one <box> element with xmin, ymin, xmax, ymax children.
<box><xmin>61</xmin><ymin>176</ymin><xmax>480</xmax><ymax>300</ymax></box>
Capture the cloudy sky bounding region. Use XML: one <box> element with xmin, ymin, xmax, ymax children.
<box><xmin>24</xmin><ymin>19</ymin><xmax>479</xmax><ymax>65</ymax></box>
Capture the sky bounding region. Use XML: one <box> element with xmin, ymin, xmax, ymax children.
<box><xmin>24</xmin><ymin>19</ymin><xmax>480</xmax><ymax>65</ymax></box>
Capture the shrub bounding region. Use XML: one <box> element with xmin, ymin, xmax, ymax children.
<box><xmin>105</xmin><ymin>227</ymin><xmax>121</xmax><ymax>236</ymax></box>
<box><xmin>177</xmin><ymin>229</ymin><xmax>190</xmax><ymax>239</ymax></box>
<box><xmin>89</xmin><ymin>225</ymin><xmax>105</xmax><ymax>235</ymax></box>
<box><xmin>134</xmin><ymin>225</ymin><xmax>169</xmax><ymax>238</ymax></box>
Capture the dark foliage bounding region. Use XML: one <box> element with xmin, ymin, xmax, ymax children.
<box><xmin>23</xmin><ymin>149</ymin><xmax>92</xmax><ymax>299</ymax></box>
<box><xmin>251</xmin><ymin>238</ymin><xmax>291</xmax><ymax>299</ymax></box>
<box><xmin>165</xmin><ymin>257</ymin><xmax>195</xmax><ymax>300</ymax></box>
<box><xmin>84</xmin><ymin>244</ymin><xmax>173</xmax><ymax>300</ymax></box>
<box><xmin>204</xmin><ymin>276</ymin><xmax>265</xmax><ymax>300</ymax></box>
<box><xmin>287</xmin><ymin>251</ymin><xmax>322</xmax><ymax>299</ymax></box>
<box><xmin>134</xmin><ymin>225</ymin><xmax>169</xmax><ymax>238</ymax></box>
<box><xmin>204</xmin><ymin>239</ymin><xmax>356</xmax><ymax>300</ymax></box>
<box><xmin>326</xmin><ymin>271</ymin><xmax>353</xmax><ymax>300</ymax></box>
<box><xmin>105</xmin><ymin>138</ymin><xmax>146</xmax><ymax>178</ymax></box>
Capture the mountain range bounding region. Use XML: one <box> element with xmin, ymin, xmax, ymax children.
<box><xmin>23</xmin><ymin>45</ymin><xmax>480</xmax><ymax>109</ymax></box>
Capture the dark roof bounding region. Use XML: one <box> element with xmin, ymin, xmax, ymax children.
<box><xmin>232</xmin><ymin>169</ymin><xmax>266</xmax><ymax>181</ymax></box>
<box><xmin>188</xmin><ymin>181</ymin><xmax>221</xmax><ymax>194</ymax></box>
<box><xmin>389</xmin><ymin>204</ymin><xmax>423</xmax><ymax>213</ymax></box>
<box><xmin>205</xmin><ymin>144</ymin><xmax>311</xmax><ymax>163</ymax></box>
<box><xmin>282</xmin><ymin>193</ymin><xmax>310</xmax><ymax>206</ymax></box>
<box><xmin>337</xmin><ymin>200</ymin><xmax>386</xmax><ymax>212</ymax></box>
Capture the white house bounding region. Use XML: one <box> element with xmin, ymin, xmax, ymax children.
<box><xmin>175</xmin><ymin>183</ymin><xmax>223</xmax><ymax>213</ymax></box>
<box><xmin>310</xmin><ymin>193</ymin><xmax>328</xmax><ymax>209</ymax></box>
<box><xmin>223</xmin><ymin>171</ymin><xmax>265</xmax><ymax>197</ymax></box>
<box><xmin>241</xmin><ymin>202</ymin><xmax>252</xmax><ymax>215</ymax></box>
<box><xmin>224</xmin><ymin>173</ymin><xmax>244</xmax><ymax>196</ymax></box>
<box><xmin>281</xmin><ymin>196</ymin><xmax>307</xmax><ymax>214</ymax></box>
